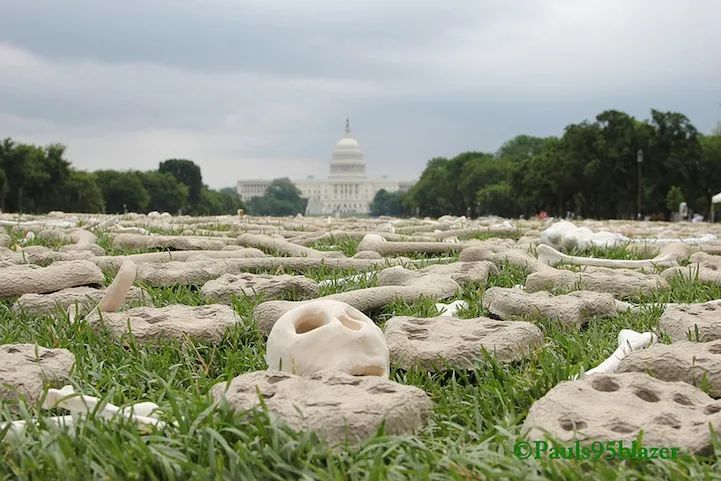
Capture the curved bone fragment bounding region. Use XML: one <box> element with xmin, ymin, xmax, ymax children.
<box><xmin>435</xmin><ymin>300</ymin><xmax>468</xmax><ymax>316</ymax></box>
<box><xmin>253</xmin><ymin>267</ymin><xmax>461</xmax><ymax>334</ymax></box>
<box><xmin>97</xmin><ymin>261</ymin><xmax>138</xmax><ymax>312</ymax></box>
<box><xmin>0</xmin><ymin>260</ymin><xmax>104</xmax><ymax>299</ymax></box>
<box><xmin>357</xmin><ymin>234</ymin><xmax>466</xmax><ymax>256</ymax></box>
<box><xmin>583</xmin><ymin>329</ymin><xmax>657</xmax><ymax>377</ymax></box>
<box><xmin>265</xmin><ymin>300</ymin><xmax>389</xmax><ymax>377</ymax></box>
<box><xmin>536</xmin><ymin>244</ymin><xmax>677</xmax><ymax>269</ymax></box>
<box><xmin>237</xmin><ymin>233</ymin><xmax>342</xmax><ymax>258</ymax></box>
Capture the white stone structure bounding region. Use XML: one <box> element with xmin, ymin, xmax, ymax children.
<box><xmin>237</xmin><ymin>119</ymin><xmax>414</xmax><ymax>216</ymax></box>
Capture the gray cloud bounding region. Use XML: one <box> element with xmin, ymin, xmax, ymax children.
<box><xmin>0</xmin><ymin>0</ymin><xmax>719</xmax><ymax>188</ymax></box>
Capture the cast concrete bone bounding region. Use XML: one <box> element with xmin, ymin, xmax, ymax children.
<box><xmin>537</xmin><ymin>244</ymin><xmax>677</xmax><ymax>269</ymax></box>
<box><xmin>265</xmin><ymin>300</ymin><xmax>389</xmax><ymax>377</ymax></box>
<box><xmin>111</xmin><ymin>233</ymin><xmax>234</xmax><ymax>251</ymax></box>
<box><xmin>253</xmin><ymin>265</ymin><xmax>463</xmax><ymax>335</ymax></box>
<box><xmin>13</xmin><ymin>285</ymin><xmax>148</xmax><ymax>317</ymax></box>
<box><xmin>0</xmin><ymin>344</ymin><xmax>75</xmax><ymax>405</ymax></box>
<box><xmin>135</xmin><ymin>257</ymin><xmax>400</xmax><ymax>287</ymax></box>
<box><xmin>357</xmin><ymin>234</ymin><xmax>467</xmax><ymax>255</ymax></box>
<box><xmin>460</xmin><ymin>246</ymin><xmax>549</xmax><ymax>273</ymax></box>
<box><xmin>84</xmin><ymin>304</ymin><xmax>241</xmax><ymax>342</ymax></box>
<box><xmin>92</xmin><ymin>248</ymin><xmax>265</xmax><ymax>269</ymax></box>
<box><xmin>525</xmin><ymin>266</ymin><xmax>667</xmax><ymax>298</ymax></box>
<box><xmin>659</xmin><ymin>300</ymin><xmax>721</xmax><ymax>342</ymax></box>
<box><xmin>618</xmin><ymin>340</ymin><xmax>721</xmax><ymax>397</ymax></box>
<box><xmin>236</xmin><ymin>233</ymin><xmax>343</xmax><ymax>258</ymax></box>
<box><xmin>383</xmin><ymin>315</ymin><xmax>543</xmax><ymax>370</ymax></box>
<box><xmin>584</xmin><ymin>330</ymin><xmax>657</xmax><ymax>376</ymax></box>
<box><xmin>483</xmin><ymin>287</ymin><xmax>621</xmax><ymax>328</ymax></box>
<box><xmin>522</xmin><ymin>371</ymin><xmax>721</xmax><ymax>455</ymax></box>
<box><xmin>0</xmin><ymin>260</ymin><xmax>104</xmax><ymax>298</ymax></box>
<box><xmin>210</xmin><ymin>370</ymin><xmax>431</xmax><ymax>445</ymax></box>
<box><xmin>201</xmin><ymin>273</ymin><xmax>319</xmax><ymax>303</ymax></box>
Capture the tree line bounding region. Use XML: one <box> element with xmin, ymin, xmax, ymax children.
<box><xmin>0</xmin><ymin>139</ymin><xmax>243</xmax><ymax>215</ymax></box>
<box><xmin>3</xmin><ymin>108</ymin><xmax>720</xmax><ymax>219</ymax></box>
<box><xmin>400</xmin><ymin>109</ymin><xmax>721</xmax><ymax>220</ymax></box>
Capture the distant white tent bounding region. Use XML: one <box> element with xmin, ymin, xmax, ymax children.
<box><xmin>711</xmin><ymin>192</ymin><xmax>721</xmax><ymax>222</ymax></box>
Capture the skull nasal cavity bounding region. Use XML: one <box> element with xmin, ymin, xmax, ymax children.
<box><xmin>339</xmin><ymin>313</ymin><xmax>363</xmax><ymax>331</ymax></box>
<box><xmin>295</xmin><ymin>314</ymin><xmax>329</xmax><ymax>334</ymax></box>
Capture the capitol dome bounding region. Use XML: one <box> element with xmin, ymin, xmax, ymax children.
<box><xmin>330</xmin><ymin>118</ymin><xmax>366</xmax><ymax>178</ymax></box>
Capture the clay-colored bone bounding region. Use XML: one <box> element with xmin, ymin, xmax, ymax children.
<box><xmin>236</xmin><ymin>233</ymin><xmax>342</xmax><ymax>258</ymax></box>
<box><xmin>13</xmin><ymin>286</ymin><xmax>147</xmax><ymax>316</ymax></box>
<box><xmin>483</xmin><ymin>287</ymin><xmax>620</xmax><ymax>328</ymax></box>
<box><xmin>111</xmin><ymin>233</ymin><xmax>234</xmax><ymax>251</ymax></box>
<box><xmin>537</xmin><ymin>244</ymin><xmax>677</xmax><ymax>269</ymax></box>
<box><xmin>460</xmin><ymin>246</ymin><xmax>549</xmax><ymax>273</ymax></box>
<box><xmin>253</xmin><ymin>266</ymin><xmax>462</xmax><ymax>334</ymax></box>
<box><xmin>201</xmin><ymin>273</ymin><xmax>319</xmax><ymax>303</ymax></box>
<box><xmin>523</xmin><ymin>372</ymin><xmax>721</xmax><ymax>455</ymax></box>
<box><xmin>136</xmin><ymin>257</ymin><xmax>399</xmax><ymax>287</ymax></box>
<box><xmin>357</xmin><ymin>234</ymin><xmax>466</xmax><ymax>255</ymax></box>
<box><xmin>659</xmin><ymin>300</ymin><xmax>721</xmax><ymax>342</ymax></box>
<box><xmin>384</xmin><ymin>315</ymin><xmax>543</xmax><ymax>370</ymax></box>
<box><xmin>211</xmin><ymin>370</ymin><xmax>431</xmax><ymax>445</ymax></box>
<box><xmin>618</xmin><ymin>340</ymin><xmax>721</xmax><ymax>397</ymax></box>
<box><xmin>0</xmin><ymin>260</ymin><xmax>104</xmax><ymax>298</ymax></box>
<box><xmin>92</xmin><ymin>248</ymin><xmax>265</xmax><ymax>269</ymax></box>
<box><xmin>525</xmin><ymin>266</ymin><xmax>667</xmax><ymax>298</ymax></box>
<box><xmin>265</xmin><ymin>300</ymin><xmax>389</xmax><ymax>377</ymax></box>
<box><xmin>0</xmin><ymin>344</ymin><xmax>75</xmax><ymax>406</ymax></box>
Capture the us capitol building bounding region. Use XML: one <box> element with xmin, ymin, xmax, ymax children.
<box><xmin>236</xmin><ymin>119</ymin><xmax>414</xmax><ymax>216</ymax></box>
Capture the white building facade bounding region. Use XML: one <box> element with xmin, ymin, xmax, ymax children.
<box><xmin>237</xmin><ymin>120</ymin><xmax>414</xmax><ymax>216</ymax></box>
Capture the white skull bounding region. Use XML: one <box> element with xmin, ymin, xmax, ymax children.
<box><xmin>265</xmin><ymin>299</ymin><xmax>390</xmax><ymax>377</ymax></box>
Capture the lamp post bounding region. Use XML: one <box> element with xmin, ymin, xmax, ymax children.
<box><xmin>636</xmin><ymin>149</ymin><xmax>643</xmax><ymax>220</ymax></box>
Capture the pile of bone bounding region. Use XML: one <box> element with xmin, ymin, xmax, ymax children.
<box><xmin>4</xmin><ymin>212</ymin><xmax>721</xmax><ymax>449</ymax></box>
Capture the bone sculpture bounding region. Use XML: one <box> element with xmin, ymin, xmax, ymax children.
<box><xmin>536</xmin><ymin>244</ymin><xmax>678</xmax><ymax>269</ymax></box>
<box><xmin>253</xmin><ymin>265</ymin><xmax>465</xmax><ymax>334</ymax></box>
<box><xmin>2</xmin><ymin>385</ymin><xmax>165</xmax><ymax>441</ymax></box>
<box><xmin>236</xmin><ymin>233</ymin><xmax>343</xmax><ymax>258</ymax></box>
<box><xmin>435</xmin><ymin>300</ymin><xmax>469</xmax><ymax>317</ymax></box>
<box><xmin>265</xmin><ymin>300</ymin><xmax>389</xmax><ymax>377</ymax></box>
<box><xmin>357</xmin><ymin>234</ymin><xmax>467</xmax><ymax>256</ymax></box>
<box><xmin>0</xmin><ymin>260</ymin><xmax>105</xmax><ymax>299</ymax></box>
<box><xmin>68</xmin><ymin>261</ymin><xmax>137</xmax><ymax>322</ymax></box>
<box><xmin>582</xmin><ymin>329</ymin><xmax>657</xmax><ymax>377</ymax></box>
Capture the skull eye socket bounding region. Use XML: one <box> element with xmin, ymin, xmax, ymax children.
<box><xmin>295</xmin><ymin>314</ymin><xmax>329</xmax><ymax>334</ymax></box>
<box><xmin>339</xmin><ymin>312</ymin><xmax>363</xmax><ymax>331</ymax></box>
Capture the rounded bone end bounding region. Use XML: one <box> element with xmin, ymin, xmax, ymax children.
<box><xmin>265</xmin><ymin>299</ymin><xmax>389</xmax><ymax>378</ymax></box>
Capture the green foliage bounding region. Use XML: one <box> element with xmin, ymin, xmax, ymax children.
<box><xmin>369</xmin><ymin>189</ymin><xmax>403</xmax><ymax>216</ymax></box>
<box><xmin>61</xmin><ymin>170</ymin><xmax>105</xmax><ymax>213</ymax></box>
<box><xmin>247</xmin><ymin>178</ymin><xmax>307</xmax><ymax>216</ymax></box>
<box><xmin>158</xmin><ymin>159</ymin><xmax>203</xmax><ymax>205</ymax></box>
<box><xmin>94</xmin><ymin>170</ymin><xmax>150</xmax><ymax>213</ymax></box>
<box><xmin>403</xmin><ymin>109</ymin><xmax>721</xmax><ymax>220</ymax></box>
<box><xmin>139</xmin><ymin>171</ymin><xmax>189</xmax><ymax>214</ymax></box>
<box><xmin>665</xmin><ymin>186</ymin><xmax>685</xmax><ymax>213</ymax></box>
<box><xmin>194</xmin><ymin>186</ymin><xmax>244</xmax><ymax>215</ymax></box>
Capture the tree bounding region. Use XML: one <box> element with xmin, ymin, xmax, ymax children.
<box><xmin>476</xmin><ymin>182</ymin><xmax>519</xmax><ymax>217</ymax></box>
<box><xmin>369</xmin><ymin>189</ymin><xmax>403</xmax><ymax>216</ymax></box>
<box><xmin>58</xmin><ymin>170</ymin><xmax>105</xmax><ymax>213</ymax></box>
<box><xmin>158</xmin><ymin>159</ymin><xmax>203</xmax><ymax>207</ymax></box>
<box><xmin>94</xmin><ymin>170</ymin><xmax>150</xmax><ymax>213</ymax></box>
<box><xmin>247</xmin><ymin>178</ymin><xmax>307</xmax><ymax>216</ymax></box>
<box><xmin>139</xmin><ymin>171</ymin><xmax>189</xmax><ymax>213</ymax></box>
<box><xmin>665</xmin><ymin>186</ymin><xmax>685</xmax><ymax>214</ymax></box>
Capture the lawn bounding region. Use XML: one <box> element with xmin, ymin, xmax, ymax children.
<box><xmin>2</xmin><ymin>232</ymin><xmax>721</xmax><ymax>480</ymax></box>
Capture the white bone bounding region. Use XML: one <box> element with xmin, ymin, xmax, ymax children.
<box><xmin>265</xmin><ymin>299</ymin><xmax>389</xmax><ymax>377</ymax></box>
<box><xmin>97</xmin><ymin>261</ymin><xmax>138</xmax><ymax>312</ymax></box>
<box><xmin>536</xmin><ymin>244</ymin><xmax>677</xmax><ymax>269</ymax></box>
<box><xmin>435</xmin><ymin>300</ymin><xmax>469</xmax><ymax>316</ymax></box>
<box><xmin>583</xmin><ymin>329</ymin><xmax>657</xmax><ymax>377</ymax></box>
<box><xmin>43</xmin><ymin>385</ymin><xmax>165</xmax><ymax>428</ymax></box>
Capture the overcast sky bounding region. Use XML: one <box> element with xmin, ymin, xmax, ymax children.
<box><xmin>1</xmin><ymin>1</ymin><xmax>720</xmax><ymax>188</ymax></box>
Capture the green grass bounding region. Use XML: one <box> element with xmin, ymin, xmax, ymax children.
<box><xmin>3</xmin><ymin>240</ymin><xmax>721</xmax><ymax>480</ymax></box>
